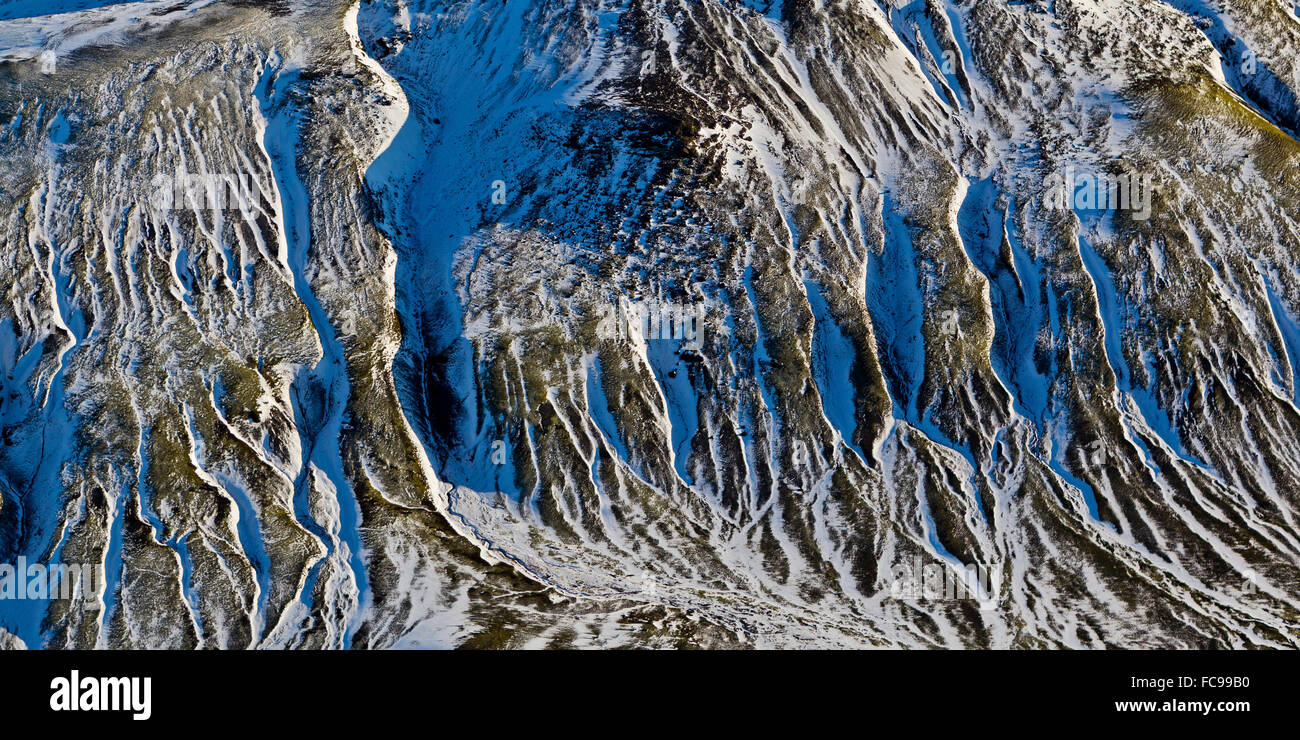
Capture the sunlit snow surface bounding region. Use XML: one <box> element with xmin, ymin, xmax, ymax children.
<box><xmin>1</xmin><ymin>0</ymin><xmax>1300</xmax><ymax>649</ymax></box>
<box><xmin>0</xmin><ymin>1</ymin><xmax>217</xmax><ymax>61</ymax></box>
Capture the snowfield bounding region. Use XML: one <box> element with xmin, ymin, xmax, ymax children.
<box><xmin>1</xmin><ymin>0</ymin><xmax>1299</xmax><ymax>649</ymax></box>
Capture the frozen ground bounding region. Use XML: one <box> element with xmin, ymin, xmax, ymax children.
<box><xmin>1</xmin><ymin>0</ymin><xmax>1299</xmax><ymax>648</ymax></box>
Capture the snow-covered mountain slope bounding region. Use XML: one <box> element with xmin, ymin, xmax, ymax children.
<box><xmin>1</xmin><ymin>0</ymin><xmax>1298</xmax><ymax>648</ymax></box>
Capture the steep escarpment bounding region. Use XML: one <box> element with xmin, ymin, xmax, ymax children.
<box><xmin>1</xmin><ymin>0</ymin><xmax>1298</xmax><ymax>648</ymax></box>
